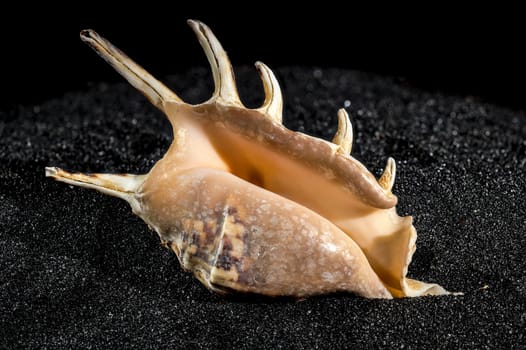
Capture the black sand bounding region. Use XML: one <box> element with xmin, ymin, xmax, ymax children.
<box><xmin>1</xmin><ymin>67</ymin><xmax>524</xmax><ymax>348</ymax></box>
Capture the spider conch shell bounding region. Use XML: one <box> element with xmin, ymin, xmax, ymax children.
<box><xmin>46</xmin><ymin>20</ymin><xmax>450</xmax><ymax>299</ymax></box>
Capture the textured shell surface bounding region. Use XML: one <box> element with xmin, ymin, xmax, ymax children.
<box><xmin>46</xmin><ymin>20</ymin><xmax>451</xmax><ymax>299</ymax></box>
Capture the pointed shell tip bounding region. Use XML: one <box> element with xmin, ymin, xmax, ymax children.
<box><xmin>45</xmin><ymin>167</ymin><xmax>57</xmax><ymax>177</ymax></box>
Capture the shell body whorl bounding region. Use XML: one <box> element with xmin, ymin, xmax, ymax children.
<box><xmin>138</xmin><ymin>167</ymin><xmax>392</xmax><ymax>298</ymax></box>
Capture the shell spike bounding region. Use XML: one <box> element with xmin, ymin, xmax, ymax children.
<box><xmin>80</xmin><ymin>29</ymin><xmax>182</xmax><ymax>111</ymax></box>
<box><xmin>378</xmin><ymin>157</ymin><xmax>396</xmax><ymax>192</ymax></box>
<box><xmin>187</xmin><ymin>20</ymin><xmax>242</xmax><ymax>106</ymax></box>
<box><xmin>45</xmin><ymin>167</ymin><xmax>145</xmax><ymax>210</ymax></box>
<box><xmin>332</xmin><ymin>108</ymin><xmax>353</xmax><ymax>154</ymax></box>
<box><xmin>255</xmin><ymin>61</ymin><xmax>283</xmax><ymax>124</ymax></box>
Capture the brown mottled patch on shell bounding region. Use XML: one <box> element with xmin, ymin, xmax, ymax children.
<box><xmin>176</xmin><ymin>216</ymin><xmax>217</xmax><ymax>274</ymax></box>
<box><xmin>210</xmin><ymin>206</ymin><xmax>256</xmax><ymax>289</ymax></box>
<box><xmin>163</xmin><ymin>200</ymin><xmax>254</xmax><ymax>289</ymax></box>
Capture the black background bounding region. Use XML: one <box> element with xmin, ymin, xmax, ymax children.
<box><xmin>2</xmin><ymin>6</ymin><xmax>524</xmax><ymax>110</ymax></box>
<box><xmin>1</xmin><ymin>6</ymin><xmax>525</xmax><ymax>348</ymax></box>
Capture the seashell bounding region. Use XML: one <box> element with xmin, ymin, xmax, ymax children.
<box><xmin>46</xmin><ymin>20</ymin><xmax>451</xmax><ymax>299</ymax></box>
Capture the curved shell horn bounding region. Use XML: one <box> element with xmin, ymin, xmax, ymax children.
<box><xmin>332</xmin><ymin>108</ymin><xmax>353</xmax><ymax>154</ymax></box>
<box><xmin>187</xmin><ymin>20</ymin><xmax>242</xmax><ymax>106</ymax></box>
<box><xmin>378</xmin><ymin>157</ymin><xmax>396</xmax><ymax>192</ymax></box>
<box><xmin>79</xmin><ymin>29</ymin><xmax>182</xmax><ymax>111</ymax></box>
<box><xmin>255</xmin><ymin>61</ymin><xmax>283</xmax><ymax>124</ymax></box>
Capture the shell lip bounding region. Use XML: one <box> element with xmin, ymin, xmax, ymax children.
<box><xmin>172</xmin><ymin>101</ymin><xmax>399</xmax><ymax>210</ymax></box>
